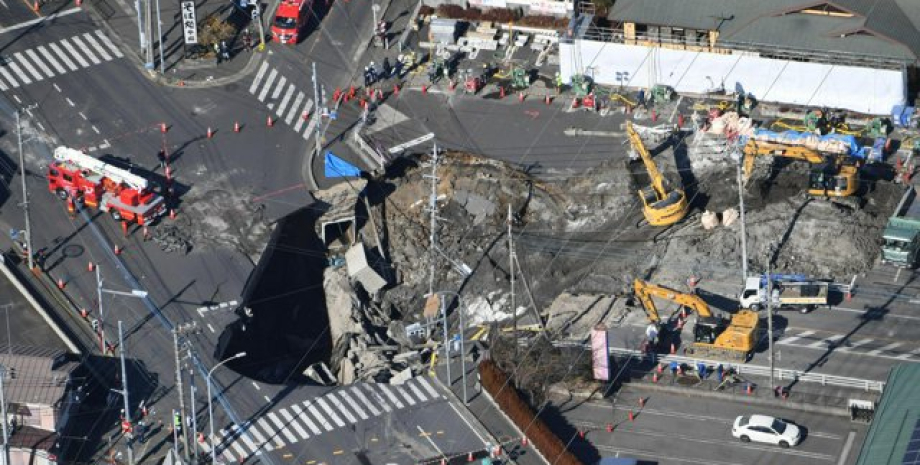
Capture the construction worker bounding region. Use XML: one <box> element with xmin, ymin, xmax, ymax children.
<box><xmin>554</xmin><ymin>72</ymin><xmax>563</xmax><ymax>94</ymax></box>
<box><xmin>173</xmin><ymin>412</ymin><xmax>182</xmax><ymax>436</ymax></box>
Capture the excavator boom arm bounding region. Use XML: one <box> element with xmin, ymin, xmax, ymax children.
<box><xmin>634</xmin><ymin>279</ymin><xmax>713</xmax><ymax>323</ymax></box>
<box><xmin>742</xmin><ymin>140</ymin><xmax>828</xmax><ymax>181</ymax></box>
<box><xmin>627</xmin><ymin>122</ymin><xmax>667</xmax><ymax>197</ymax></box>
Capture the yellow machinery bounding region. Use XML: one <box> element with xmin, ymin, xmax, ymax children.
<box><xmin>742</xmin><ymin>140</ymin><xmax>859</xmax><ymax>199</ymax></box>
<box><xmin>633</xmin><ymin>279</ymin><xmax>758</xmax><ymax>362</ymax></box>
<box><xmin>626</xmin><ymin>122</ymin><xmax>689</xmax><ymax>226</ymax></box>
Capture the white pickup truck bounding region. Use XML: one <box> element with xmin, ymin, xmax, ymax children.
<box><xmin>739</xmin><ymin>275</ymin><xmax>829</xmax><ymax>313</ymax></box>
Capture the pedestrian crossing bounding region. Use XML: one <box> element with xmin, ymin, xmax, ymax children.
<box><xmin>0</xmin><ymin>30</ymin><xmax>123</xmax><ymax>91</ymax></box>
<box><xmin>248</xmin><ymin>61</ymin><xmax>318</xmax><ymax>141</ymax></box>
<box><xmin>205</xmin><ymin>376</ymin><xmax>444</xmax><ymax>461</ymax></box>
<box><xmin>777</xmin><ymin>330</ymin><xmax>916</xmax><ymax>361</ymax></box>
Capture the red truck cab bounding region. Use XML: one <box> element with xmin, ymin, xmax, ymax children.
<box><xmin>272</xmin><ymin>0</ymin><xmax>310</xmax><ymax>44</ymax></box>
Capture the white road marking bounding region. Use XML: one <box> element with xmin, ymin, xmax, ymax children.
<box><xmin>837</xmin><ymin>431</ymin><xmax>857</xmax><ymax>465</ymax></box>
<box><xmin>67</xmin><ymin>98</ymin><xmax>76</xmax><ymax>107</ymax></box>
<box><xmin>314</xmin><ymin>396</ymin><xmax>345</xmax><ymax>427</ymax></box>
<box><xmin>24</xmin><ymin>49</ymin><xmax>55</xmax><ymax>78</ymax></box>
<box><xmin>284</xmin><ymin>92</ymin><xmax>305</xmax><ymax>125</ymax></box>
<box><xmin>832</xmin><ymin>306</ymin><xmax>920</xmax><ymax>321</ymax></box>
<box><xmin>807</xmin><ymin>334</ymin><xmax>843</xmax><ymax>348</ymax></box>
<box><xmin>207</xmin><ymin>323</ymin><xmax>215</xmax><ymax>333</ymax></box>
<box><xmin>417</xmin><ymin>376</ymin><xmax>441</xmax><ymax>399</ymax></box>
<box><xmin>235</xmin><ymin>425</ymin><xmax>258</xmax><ymax>452</ymax></box>
<box><xmin>0</xmin><ymin>8</ymin><xmax>81</xmax><ymax>35</ymax></box>
<box><xmin>46</xmin><ymin>42</ymin><xmax>79</xmax><ymax>71</ymax></box>
<box><xmin>245</xmin><ymin>422</ymin><xmax>273</xmax><ymax>451</ymax></box>
<box><xmin>394</xmin><ymin>384</ymin><xmax>418</xmax><ymax>406</ymax></box>
<box><xmin>266</xmin><ymin>75</ymin><xmax>287</xmax><ymax>109</ymax></box>
<box><xmin>897</xmin><ymin>347</ymin><xmax>920</xmax><ymax>359</ymax></box>
<box><xmin>361</xmin><ymin>384</ymin><xmax>393</xmax><ymax>412</ymax></box>
<box><xmin>447</xmin><ymin>401</ymin><xmax>489</xmax><ymax>446</ymax></box>
<box><xmin>69</xmin><ymin>35</ymin><xmax>101</xmax><ymax>64</ymax></box>
<box><xmin>838</xmin><ymin>338</ymin><xmax>873</xmax><ymax>352</ymax></box>
<box><xmin>91</xmin><ymin>126</ymin><xmax>100</xmax><ymax>134</ymax></box>
<box><xmin>294</xmin><ymin>402</ymin><xmax>323</xmax><ymax>434</ymax></box>
<box><xmin>257</xmin><ymin>69</ymin><xmax>278</xmax><ymax>102</ymax></box>
<box><xmin>0</xmin><ymin>65</ymin><xmax>17</xmax><ymax>89</ymax></box>
<box><xmin>406</xmin><ymin>379</ymin><xmax>428</xmax><ymax>402</ymax></box>
<box><xmin>379</xmin><ymin>383</ymin><xmax>405</xmax><ymax>409</ymax></box>
<box><xmin>251</xmin><ymin>381</ymin><xmax>261</xmax><ymax>391</ymax></box>
<box><xmin>4</xmin><ymin>59</ymin><xmax>32</xmax><ymax>84</ymax></box>
<box><xmin>867</xmin><ymin>342</ymin><xmax>902</xmax><ymax>356</ymax></box>
<box><xmin>249</xmin><ymin>61</ymin><xmax>269</xmax><ymax>94</ymax></box>
<box><xmin>306</xmin><ymin>401</ymin><xmax>334</xmax><ymax>431</ymax></box>
<box><xmin>279</xmin><ymin>408</ymin><xmax>309</xmax><ymax>440</ymax></box>
<box><xmin>94</xmin><ymin>30</ymin><xmax>124</xmax><ymax>57</ymax></box>
<box><xmin>59</xmin><ymin>38</ymin><xmax>90</xmax><ymax>68</ymax></box>
<box><xmin>293</xmin><ymin>99</ymin><xmax>313</xmax><ymax>131</ymax></box>
<box><xmin>82</xmin><ymin>32</ymin><xmax>113</xmax><ymax>61</ymax></box>
<box><xmin>51</xmin><ymin>80</ymin><xmax>63</xmax><ymax>92</ymax></box>
<box><xmin>275</xmin><ymin>83</ymin><xmax>296</xmax><ymax>117</ymax></box>
<box><xmin>350</xmin><ymin>385</ymin><xmax>381</xmax><ymax>416</ymax></box>
<box><xmin>263</xmin><ymin>395</ymin><xmax>271</xmax><ymax>403</ymax></box>
<box><xmin>336</xmin><ymin>390</ymin><xmax>368</xmax><ymax>420</ymax></box>
<box><xmin>264</xmin><ymin>414</ymin><xmax>295</xmax><ymax>444</ymax></box>
<box><xmin>303</xmin><ymin>115</ymin><xmax>317</xmax><ymax>139</ymax></box>
<box><xmin>326</xmin><ymin>391</ymin><xmax>359</xmax><ymax>423</ymax></box>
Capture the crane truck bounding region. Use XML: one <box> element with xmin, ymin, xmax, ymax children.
<box><xmin>881</xmin><ymin>186</ymin><xmax>920</xmax><ymax>268</ymax></box>
<box><xmin>47</xmin><ymin>146</ymin><xmax>166</xmax><ymax>225</ymax></box>
<box><xmin>633</xmin><ymin>279</ymin><xmax>758</xmax><ymax>362</ymax></box>
<box><xmin>738</xmin><ymin>275</ymin><xmax>829</xmax><ymax>313</ymax></box>
<box><xmin>742</xmin><ymin>140</ymin><xmax>859</xmax><ymax>200</ymax></box>
<box><xmin>626</xmin><ymin>122</ymin><xmax>689</xmax><ymax>226</ymax></box>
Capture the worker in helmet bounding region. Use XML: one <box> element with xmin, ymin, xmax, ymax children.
<box><xmin>554</xmin><ymin>72</ymin><xmax>563</xmax><ymax>94</ymax></box>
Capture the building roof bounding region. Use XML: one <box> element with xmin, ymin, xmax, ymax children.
<box><xmin>609</xmin><ymin>0</ymin><xmax>920</xmax><ymax>62</ymax></box>
<box><xmin>856</xmin><ymin>364</ymin><xmax>920</xmax><ymax>465</ymax></box>
<box><xmin>8</xmin><ymin>425</ymin><xmax>57</xmax><ymax>452</ymax></box>
<box><xmin>0</xmin><ymin>346</ymin><xmax>78</xmax><ymax>407</ymax></box>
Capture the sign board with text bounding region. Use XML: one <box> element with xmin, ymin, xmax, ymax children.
<box><xmin>181</xmin><ymin>1</ymin><xmax>199</xmax><ymax>45</ymax></box>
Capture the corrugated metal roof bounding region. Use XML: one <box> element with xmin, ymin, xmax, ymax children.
<box><xmin>0</xmin><ymin>346</ymin><xmax>77</xmax><ymax>407</ymax></box>
<box><xmin>856</xmin><ymin>364</ymin><xmax>920</xmax><ymax>465</ymax></box>
<box><xmin>609</xmin><ymin>0</ymin><xmax>920</xmax><ymax>61</ymax></box>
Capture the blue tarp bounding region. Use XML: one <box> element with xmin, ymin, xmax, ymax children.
<box><xmin>752</xmin><ymin>129</ymin><xmax>861</xmax><ymax>156</ymax></box>
<box><xmin>324</xmin><ymin>152</ymin><xmax>362</xmax><ymax>178</ymax></box>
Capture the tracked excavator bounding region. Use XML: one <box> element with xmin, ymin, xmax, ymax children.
<box><xmin>633</xmin><ymin>279</ymin><xmax>758</xmax><ymax>362</ymax></box>
<box><xmin>742</xmin><ymin>140</ymin><xmax>859</xmax><ymax>199</ymax></box>
<box><xmin>626</xmin><ymin>122</ymin><xmax>689</xmax><ymax>226</ymax></box>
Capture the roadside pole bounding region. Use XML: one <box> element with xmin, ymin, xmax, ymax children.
<box><xmin>16</xmin><ymin>109</ymin><xmax>35</xmax><ymax>271</ymax></box>
<box><xmin>766</xmin><ymin>247</ymin><xmax>774</xmax><ymax>392</ymax></box>
<box><xmin>118</xmin><ymin>322</ymin><xmax>135</xmax><ymax>465</ymax></box>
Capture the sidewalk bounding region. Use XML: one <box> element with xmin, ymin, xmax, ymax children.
<box><xmin>83</xmin><ymin>0</ymin><xmax>268</xmax><ymax>86</ymax></box>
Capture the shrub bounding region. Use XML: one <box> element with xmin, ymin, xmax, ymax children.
<box><xmin>436</xmin><ymin>3</ymin><xmax>464</xmax><ymax>18</ymax></box>
<box><xmin>419</xmin><ymin>5</ymin><xmax>434</xmax><ymax>16</ymax></box>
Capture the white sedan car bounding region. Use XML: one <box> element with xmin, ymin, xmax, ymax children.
<box><xmin>732</xmin><ymin>414</ymin><xmax>802</xmax><ymax>448</ymax></box>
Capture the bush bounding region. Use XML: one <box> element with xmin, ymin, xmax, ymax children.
<box><xmin>481</xmin><ymin>7</ymin><xmax>519</xmax><ymax>23</ymax></box>
<box><xmin>419</xmin><ymin>5</ymin><xmax>434</xmax><ymax>16</ymax></box>
<box><xmin>436</xmin><ymin>3</ymin><xmax>464</xmax><ymax>18</ymax></box>
<box><xmin>463</xmin><ymin>7</ymin><xmax>483</xmax><ymax>20</ymax></box>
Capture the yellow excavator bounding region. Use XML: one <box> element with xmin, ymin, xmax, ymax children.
<box><xmin>742</xmin><ymin>140</ymin><xmax>859</xmax><ymax>199</ymax></box>
<box><xmin>626</xmin><ymin>122</ymin><xmax>689</xmax><ymax>226</ymax></box>
<box><xmin>633</xmin><ymin>279</ymin><xmax>758</xmax><ymax>362</ymax></box>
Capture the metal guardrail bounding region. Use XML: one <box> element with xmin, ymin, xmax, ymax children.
<box><xmin>555</xmin><ymin>341</ymin><xmax>885</xmax><ymax>393</ymax></box>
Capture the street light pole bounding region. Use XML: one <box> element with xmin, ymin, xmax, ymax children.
<box><xmin>96</xmin><ymin>266</ymin><xmax>106</xmax><ymax>353</ymax></box>
<box><xmin>16</xmin><ymin>109</ymin><xmax>34</xmax><ymax>271</ymax></box>
<box><xmin>0</xmin><ymin>366</ymin><xmax>9</xmax><ymax>465</ymax></box>
<box><xmin>208</xmin><ymin>352</ymin><xmax>246</xmax><ymax>464</ymax></box>
<box><xmin>118</xmin><ymin>321</ymin><xmax>135</xmax><ymax>465</ymax></box>
<box><xmin>436</xmin><ymin>291</ymin><xmax>468</xmax><ymax>405</ymax></box>
<box><xmin>736</xmin><ymin>146</ymin><xmax>748</xmax><ymax>283</ymax></box>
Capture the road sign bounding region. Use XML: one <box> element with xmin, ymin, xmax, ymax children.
<box><xmin>181</xmin><ymin>1</ymin><xmax>198</xmax><ymax>44</ymax></box>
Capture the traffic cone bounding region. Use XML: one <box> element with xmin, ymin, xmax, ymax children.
<box><xmin>160</xmin><ymin>122</ymin><xmax>167</xmax><ymax>133</ymax></box>
<box><xmin>545</xmin><ymin>95</ymin><xmax>551</xmax><ymax>105</ymax></box>
<box><xmin>66</xmin><ymin>198</ymin><xmax>75</xmax><ymax>216</ymax></box>
<box><xmin>233</xmin><ymin>122</ymin><xmax>240</xmax><ymax>133</ymax></box>
<box><xmin>578</xmin><ymin>430</ymin><xmax>585</xmax><ymax>439</ymax></box>
<box><xmin>440</xmin><ymin>459</ymin><xmax>446</xmax><ymax>465</ymax></box>
<box><xmin>169</xmin><ymin>209</ymin><xmax>177</xmax><ymax>220</ymax></box>
<box><xmin>114</xmin><ymin>245</ymin><xmax>122</xmax><ymax>255</ymax></box>
<box><xmin>349</xmin><ymin>86</ymin><xmax>356</xmax><ymax>99</ymax></box>
<box><xmin>656</xmin><ymin>363</ymin><xmax>664</xmax><ymax>374</ymax></box>
<box><xmin>518</xmin><ymin>91</ymin><xmax>524</xmax><ymax>102</ymax></box>
<box><xmin>449</xmin><ymin>80</ymin><xmax>456</xmax><ymax>91</ymax></box>
<box><xmin>746</xmin><ymin>384</ymin><xmax>753</xmax><ymax>395</ymax></box>
<box><xmin>267</xmin><ymin>116</ymin><xmax>274</xmax><ymax>127</ymax></box>
<box><xmin>376</xmin><ymin>89</ymin><xmax>383</xmax><ymax>101</ymax></box>
<box><xmin>606</xmin><ymin>423</ymin><xmax>613</xmax><ymax>433</ymax></box>
<box><xmin>80</xmin><ymin>308</ymin><xmax>88</xmax><ymax>318</ymax></box>
<box><xmin>467</xmin><ymin>452</ymin><xmax>473</xmax><ymax>462</ymax></box>
<box><xmin>628</xmin><ymin>411</ymin><xmax>634</xmax><ymax>422</ymax></box>
<box><xmin>521</xmin><ymin>437</ymin><xmax>528</xmax><ymax>447</ymax></box>
<box><xmin>670</xmin><ymin>343</ymin><xmax>676</xmax><ymax>354</ymax></box>
<box><xmin>88</xmin><ymin>261</ymin><xmax>94</xmax><ymax>272</ymax></box>
<box><xmin>681</xmin><ymin>308</ymin><xmax>687</xmax><ymax>319</ymax></box>
<box><xmin>32</xmin><ymin>0</ymin><xmax>38</xmax><ymax>12</ymax></box>
<box><xmin>75</xmin><ymin>0</ymin><xmax>81</xmax><ymax>6</ymax></box>
<box><xmin>207</xmin><ymin>127</ymin><xmax>213</xmax><ymax>139</ymax></box>
<box><xmin>393</xmin><ymin>84</ymin><xmax>399</xmax><ymax>95</ymax></box>
<box><xmin>499</xmin><ymin>86</ymin><xmax>505</xmax><ymax>99</ymax></box>
<box><xmin>638</xmin><ymin>397</ymin><xmax>645</xmax><ymax>408</ymax></box>
<box><xmin>121</xmin><ymin>221</ymin><xmax>128</xmax><ymax>237</ymax></box>
<box><xmin>651</xmin><ymin>110</ymin><xmax>658</xmax><ymax>122</ymax></box>
<box><xmin>571</xmin><ymin>98</ymin><xmax>580</xmax><ymax>109</ymax></box>
<box><xmin>422</xmin><ymin>85</ymin><xmax>427</xmax><ymax>94</ymax></box>
<box><xmin>57</xmin><ymin>277</ymin><xmax>65</xmax><ymax>290</ymax></box>
<box><xmin>165</xmin><ymin>165</ymin><xmax>171</xmax><ymax>181</ymax></box>
<box><xmin>360</xmin><ymin>98</ymin><xmax>367</xmax><ymax>109</ymax></box>
<box><xmin>678</xmin><ymin>114</ymin><xmax>684</xmax><ymax>128</ymax></box>
<box><xmin>142</xmin><ymin>225</ymin><xmax>150</xmax><ymax>241</ymax></box>
<box><xmin>652</xmin><ymin>373</ymin><xmax>659</xmax><ymax>383</ymax></box>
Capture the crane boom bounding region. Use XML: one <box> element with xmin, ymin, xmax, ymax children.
<box><xmin>53</xmin><ymin>146</ymin><xmax>149</xmax><ymax>191</ymax></box>
<box><xmin>627</xmin><ymin>122</ymin><xmax>667</xmax><ymax>197</ymax></box>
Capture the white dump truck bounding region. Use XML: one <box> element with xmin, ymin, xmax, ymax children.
<box><xmin>739</xmin><ymin>275</ymin><xmax>829</xmax><ymax>313</ymax></box>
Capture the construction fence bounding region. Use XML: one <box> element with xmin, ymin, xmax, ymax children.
<box><xmin>479</xmin><ymin>360</ymin><xmax>583</xmax><ymax>465</ymax></box>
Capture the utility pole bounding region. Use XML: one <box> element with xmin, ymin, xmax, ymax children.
<box><xmin>16</xmin><ymin>109</ymin><xmax>35</xmax><ymax>271</ymax></box>
<box><xmin>440</xmin><ymin>295</ymin><xmax>450</xmax><ymax>387</ymax></box>
<box><xmin>118</xmin><ymin>321</ymin><xmax>135</xmax><ymax>465</ymax></box>
<box><xmin>188</xmin><ymin>360</ymin><xmax>198</xmax><ymax>463</ymax></box>
<box><xmin>311</xmin><ymin>63</ymin><xmax>323</xmax><ymax>157</ymax></box>
<box><xmin>766</xmin><ymin>247</ymin><xmax>775</xmax><ymax>392</ymax></box>
<box><xmin>96</xmin><ymin>266</ymin><xmax>106</xmax><ymax>353</ymax></box>
<box><xmin>155</xmin><ymin>0</ymin><xmax>164</xmax><ymax>73</ymax></box>
<box><xmin>736</xmin><ymin>146</ymin><xmax>749</xmax><ymax>283</ymax></box>
<box><xmin>508</xmin><ymin>204</ymin><xmax>516</xmax><ymax>358</ymax></box>
<box><xmin>135</xmin><ymin>0</ymin><xmax>146</xmax><ymax>56</ymax></box>
<box><xmin>173</xmin><ymin>323</ymin><xmax>198</xmax><ymax>463</ymax></box>
<box><xmin>0</xmin><ymin>366</ymin><xmax>9</xmax><ymax>465</ymax></box>
<box><xmin>426</xmin><ymin>142</ymin><xmax>440</xmax><ymax>298</ymax></box>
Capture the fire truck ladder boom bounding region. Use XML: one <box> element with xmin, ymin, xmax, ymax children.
<box><xmin>53</xmin><ymin>147</ymin><xmax>149</xmax><ymax>191</ymax></box>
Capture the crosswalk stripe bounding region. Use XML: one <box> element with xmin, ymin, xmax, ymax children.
<box><xmin>293</xmin><ymin>99</ymin><xmax>313</xmax><ymax>131</ymax></box>
<box><xmin>245</xmin><ymin>422</ymin><xmax>272</xmax><ymax>450</ymax></box>
<box><xmin>327</xmin><ymin>391</ymin><xmax>360</xmax><ymax>423</ymax></box>
<box><xmin>257</xmin><ymin>69</ymin><xmax>278</xmax><ymax>102</ymax></box>
<box><xmin>4</xmin><ymin>59</ymin><xmax>31</xmax><ymax>84</ymax></box>
<box><xmin>46</xmin><ymin>42</ymin><xmax>79</xmax><ymax>71</ymax></box>
<box><xmin>808</xmin><ymin>334</ymin><xmax>843</xmax><ymax>348</ymax></box>
<box><xmin>82</xmin><ymin>32</ymin><xmax>113</xmax><ymax>61</ymax></box>
<box><xmin>380</xmin><ymin>383</ymin><xmax>405</xmax><ymax>409</ymax></box>
<box><xmin>306</xmin><ymin>401</ymin><xmax>334</xmax><ymax>431</ymax></box>
<box><xmin>235</xmin><ymin>426</ymin><xmax>259</xmax><ymax>453</ymax></box>
<box><xmin>839</xmin><ymin>339</ymin><xmax>873</xmax><ymax>352</ymax></box>
<box><xmin>36</xmin><ymin>46</ymin><xmax>67</xmax><ymax>74</ymax></box>
<box><xmin>292</xmin><ymin>403</ymin><xmax>322</xmax><ymax>434</ymax></box>
<box><xmin>0</xmin><ymin>65</ymin><xmax>18</xmax><ymax>89</ymax></box>
<box><xmin>69</xmin><ymin>35</ymin><xmax>101</xmax><ymax>64</ymax></box>
<box><xmin>867</xmin><ymin>342</ymin><xmax>902</xmax><ymax>355</ymax></box>
<box><xmin>279</xmin><ymin>408</ymin><xmax>310</xmax><ymax>440</ymax></box>
<box><xmin>392</xmin><ymin>384</ymin><xmax>418</xmax><ymax>406</ymax></box>
<box><xmin>284</xmin><ymin>92</ymin><xmax>305</xmax><ymax>125</ymax></box>
<box><xmin>94</xmin><ymin>30</ymin><xmax>124</xmax><ymax>57</ymax></box>
<box><xmin>349</xmin><ymin>386</ymin><xmax>381</xmax><ymax>416</ymax></box>
<box><xmin>266</xmin><ymin>75</ymin><xmax>287</xmax><ymax>109</ymax></box>
<box><xmin>897</xmin><ymin>347</ymin><xmax>920</xmax><ymax>360</ymax></box>
<box><xmin>59</xmin><ymin>38</ymin><xmax>90</xmax><ymax>68</ymax></box>
<box><xmin>303</xmin><ymin>115</ymin><xmax>317</xmax><ymax>139</ymax></box>
<box><xmin>315</xmin><ymin>396</ymin><xmax>346</xmax><ymax>428</ymax></box>
<box><xmin>406</xmin><ymin>380</ymin><xmax>428</xmax><ymax>402</ymax></box>
<box><xmin>0</xmin><ymin>78</ymin><xmax>7</xmax><ymax>91</ymax></box>
<box><xmin>337</xmin><ymin>390</ymin><xmax>369</xmax><ymax>420</ymax></box>
<box><xmin>417</xmin><ymin>376</ymin><xmax>441</xmax><ymax>399</ymax></box>
<box><xmin>777</xmin><ymin>330</ymin><xmax>816</xmax><ymax>346</ymax></box>
<box><xmin>266</xmin><ymin>413</ymin><xmax>298</xmax><ymax>444</ymax></box>
<box><xmin>226</xmin><ymin>428</ymin><xmax>248</xmax><ymax>458</ymax></box>
<box><xmin>361</xmin><ymin>385</ymin><xmax>393</xmax><ymax>412</ymax></box>
<box><xmin>13</xmin><ymin>52</ymin><xmax>44</xmax><ymax>81</ymax></box>
<box><xmin>275</xmin><ymin>83</ymin><xmax>296</xmax><ymax>117</ymax></box>
<box><xmin>249</xmin><ymin>61</ymin><xmax>269</xmax><ymax>94</ymax></box>
<box><xmin>24</xmin><ymin>49</ymin><xmax>55</xmax><ymax>78</ymax></box>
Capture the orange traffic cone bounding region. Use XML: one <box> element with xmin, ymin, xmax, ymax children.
<box><xmin>267</xmin><ymin>116</ymin><xmax>274</xmax><ymax>127</ymax></box>
<box><xmin>606</xmin><ymin>423</ymin><xmax>613</xmax><ymax>433</ymax></box>
<box><xmin>57</xmin><ymin>277</ymin><xmax>65</xmax><ymax>289</ymax></box>
<box><xmin>422</xmin><ymin>85</ymin><xmax>427</xmax><ymax>94</ymax></box>
<box><xmin>521</xmin><ymin>437</ymin><xmax>528</xmax><ymax>446</ymax></box>
<box><xmin>545</xmin><ymin>95</ymin><xmax>551</xmax><ymax>105</ymax></box>
<box><xmin>393</xmin><ymin>84</ymin><xmax>400</xmax><ymax>95</ymax></box>
<box><xmin>114</xmin><ymin>245</ymin><xmax>122</xmax><ymax>255</ymax></box>
<box><xmin>467</xmin><ymin>452</ymin><xmax>473</xmax><ymax>462</ymax></box>
<box><xmin>169</xmin><ymin>209</ymin><xmax>177</xmax><ymax>220</ymax></box>
<box><xmin>652</xmin><ymin>373</ymin><xmax>659</xmax><ymax>383</ymax></box>
<box><xmin>233</xmin><ymin>122</ymin><xmax>241</xmax><ymax>133</ymax></box>
<box><xmin>639</xmin><ymin>397</ymin><xmax>645</xmax><ymax>408</ymax></box>
<box><xmin>32</xmin><ymin>0</ymin><xmax>39</xmax><ymax>12</ymax></box>
<box><xmin>499</xmin><ymin>86</ymin><xmax>505</xmax><ymax>99</ymax></box>
<box><xmin>651</xmin><ymin>110</ymin><xmax>658</xmax><ymax>122</ymax></box>
<box><xmin>656</xmin><ymin>363</ymin><xmax>664</xmax><ymax>374</ymax></box>
<box><xmin>628</xmin><ymin>411</ymin><xmax>634</xmax><ymax>422</ymax></box>
<box><xmin>160</xmin><ymin>122</ymin><xmax>167</xmax><ymax>133</ymax></box>
<box><xmin>207</xmin><ymin>127</ymin><xmax>213</xmax><ymax>138</ymax></box>
<box><xmin>80</xmin><ymin>308</ymin><xmax>88</xmax><ymax>318</ymax></box>
<box><xmin>670</xmin><ymin>343</ymin><xmax>676</xmax><ymax>354</ymax></box>
<box><xmin>578</xmin><ymin>430</ymin><xmax>585</xmax><ymax>439</ymax></box>
<box><xmin>678</xmin><ymin>114</ymin><xmax>684</xmax><ymax>128</ymax></box>
<box><xmin>518</xmin><ymin>92</ymin><xmax>524</xmax><ymax>102</ymax></box>
<box><xmin>88</xmin><ymin>261</ymin><xmax>94</xmax><ymax>272</ymax></box>
<box><xmin>746</xmin><ymin>384</ymin><xmax>754</xmax><ymax>395</ymax></box>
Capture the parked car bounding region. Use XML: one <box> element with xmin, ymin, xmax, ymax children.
<box><xmin>732</xmin><ymin>414</ymin><xmax>802</xmax><ymax>448</ymax></box>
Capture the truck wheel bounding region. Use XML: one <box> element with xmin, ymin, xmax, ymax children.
<box><xmin>56</xmin><ymin>189</ymin><xmax>68</xmax><ymax>200</ymax></box>
<box><xmin>111</xmin><ymin>210</ymin><xmax>122</xmax><ymax>221</ymax></box>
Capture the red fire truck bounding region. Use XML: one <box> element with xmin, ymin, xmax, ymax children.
<box><xmin>271</xmin><ymin>0</ymin><xmax>311</xmax><ymax>44</ymax></box>
<box><xmin>47</xmin><ymin>146</ymin><xmax>166</xmax><ymax>225</ymax></box>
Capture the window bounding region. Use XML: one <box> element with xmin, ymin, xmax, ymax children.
<box><xmin>885</xmin><ymin>239</ymin><xmax>910</xmax><ymax>250</ymax></box>
<box><xmin>63</xmin><ymin>173</ymin><xmax>73</xmax><ymax>182</ymax></box>
<box><xmin>771</xmin><ymin>419</ymin><xmax>786</xmax><ymax>434</ymax></box>
<box><xmin>49</xmin><ymin>168</ymin><xmax>59</xmax><ymax>177</ymax></box>
<box><xmin>274</xmin><ymin>16</ymin><xmax>297</xmax><ymax>28</ymax></box>
<box><xmin>738</xmin><ymin>416</ymin><xmax>749</xmax><ymax>427</ymax></box>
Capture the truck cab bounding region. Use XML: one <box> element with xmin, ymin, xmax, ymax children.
<box><xmin>271</xmin><ymin>0</ymin><xmax>310</xmax><ymax>44</ymax></box>
<box><xmin>739</xmin><ymin>275</ymin><xmax>828</xmax><ymax>312</ymax></box>
<box><xmin>882</xmin><ymin>219</ymin><xmax>920</xmax><ymax>267</ymax></box>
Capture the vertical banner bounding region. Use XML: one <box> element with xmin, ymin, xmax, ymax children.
<box><xmin>591</xmin><ymin>322</ymin><xmax>609</xmax><ymax>381</ymax></box>
<box><xmin>181</xmin><ymin>1</ymin><xmax>198</xmax><ymax>45</ymax></box>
